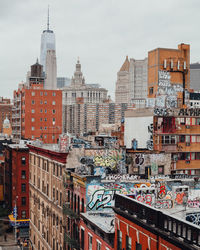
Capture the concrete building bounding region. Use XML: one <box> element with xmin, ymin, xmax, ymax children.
<box><xmin>190</xmin><ymin>63</ymin><xmax>200</xmax><ymax>91</ymax></box>
<box><xmin>0</xmin><ymin>97</ymin><xmax>12</xmax><ymax>134</ymax></box>
<box><xmin>115</xmin><ymin>56</ymin><xmax>148</xmax><ymax>104</ymax></box>
<box><xmin>62</xmin><ymin>59</ymin><xmax>108</xmax><ymax>105</ymax></box>
<box><xmin>40</xmin><ymin>8</ymin><xmax>56</xmax><ymax>73</ymax></box>
<box><xmin>45</xmin><ymin>49</ymin><xmax>57</xmax><ymax>90</ymax></box>
<box><xmin>148</xmin><ymin>43</ymin><xmax>190</xmax><ymax>108</ymax></box>
<box><xmin>63</xmin><ymin>102</ymin><xmax>134</xmax><ymax>135</ymax></box>
<box><xmin>12</xmin><ymin>61</ymin><xmax>62</xmax><ymax>143</ymax></box>
<box><xmin>29</xmin><ymin>142</ymin><xmax>68</xmax><ymax>250</ymax></box>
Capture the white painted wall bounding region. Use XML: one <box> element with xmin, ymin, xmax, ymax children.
<box><xmin>124</xmin><ymin>116</ymin><xmax>153</xmax><ymax>149</ymax></box>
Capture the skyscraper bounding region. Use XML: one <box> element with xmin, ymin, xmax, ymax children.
<box><xmin>40</xmin><ymin>7</ymin><xmax>56</xmax><ymax>73</ymax></box>
<box><xmin>45</xmin><ymin>49</ymin><xmax>57</xmax><ymax>89</ymax></box>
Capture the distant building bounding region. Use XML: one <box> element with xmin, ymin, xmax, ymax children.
<box><xmin>0</xmin><ymin>97</ymin><xmax>12</xmax><ymax>133</ymax></box>
<box><xmin>115</xmin><ymin>56</ymin><xmax>148</xmax><ymax>104</ymax></box>
<box><xmin>62</xmin><ymin>59</ymin><xmax>108</xmax><ymax>105</ymax></box>
<box><xmin>63</xmin><ymin>102</ymin><xmax>134</xmax><ymax>135</ymax></box>
<box><xmin>190</xmin><ymin>63</ymin><xmax>200</xmax><ymax>91</ymax></box>
<box><xmin>29</xmin><ymin>142</ymin><xmax>68</xmax><ymax>250</ymax></box>
<box><xmin>40</xmin><ymin>9</ymin><xmax>56</xmax><ymax>73</ymax></box>
<box><xmin>57</xmin><ymin>77</ymin><xmax>70</xmax><ymax>88</ymax></box>
<box><xmin>12</xmin><ymin>61</ymin><xmax>62</xmax><ymax>143</ymax></box>
<box><xmin>2</xmin><ymin>116</ymin><xmax>12</xmax><ymax>136</ymax></box>
<box><xmin>45</xmin><ymin>49</ymin><xmax>57</xmax><ymax>89</ymax></box>
<box><xmin>189</xmin><ymin>92</ymin><xmax>200</xmax><ymax>108</ymax></box>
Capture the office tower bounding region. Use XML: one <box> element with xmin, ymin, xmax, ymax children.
<box><xmin>45</xmin><ymin>49</ymin><xmax>57</xmax><ymax>89</ymax></box>
<box><xmin>190</xmin><ymin>63</ymin><xmax>200</xmax><ymax>91</ymax></box>
<box><xmin>115</xmin><ymin>56</ymin><xmax>148</xmax><ymax>104</ymax></box>
<box><xmin>40</xmin><ymin>8</ymin><xmax>56</xmax><ymax>73</ymax></box>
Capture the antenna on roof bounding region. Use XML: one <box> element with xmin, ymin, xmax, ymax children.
<box><xmin>47</xmin><ymin>5</ymin><xmax>50</xmax><ymax>30</ymax></box>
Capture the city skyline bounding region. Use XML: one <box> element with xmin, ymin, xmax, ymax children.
<box><xmin>1</xmin><ymin>0</ymin><xmax>200</xmax><ymax>99</ymax></box>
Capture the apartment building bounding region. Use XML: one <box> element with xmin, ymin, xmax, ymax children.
<box><xmin>0</xmin><ymin>97</ymin><xmax>12</xmax><ymax>133</ymax></box>
<box><xmin>29</xmin><ymin>142</ymin><xmax>68</xmax><ymax>250</ymax></box>
<box><xmin>12</xmin><ymin>60</ymin><xmax>62</xmax><ymax>143</ymax></box>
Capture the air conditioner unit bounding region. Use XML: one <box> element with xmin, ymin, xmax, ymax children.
<box><xmin>186</xmin><ymin>142</ymin><xmax>190</xmax><ymax>146</ymax></box>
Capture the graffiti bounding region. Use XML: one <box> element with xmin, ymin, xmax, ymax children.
<box><xmin>187</xmin><ymin>199</ymin><xmax>200</xmax><ymax>208</ymax></box>
<box><xmin>154</xmin><ymin>108</ymin><xmax>168</xmax><ymax>116</ymax></box>
<box><xmin>105</xmin><ymin>174</ymin><xmax>139</xmax><ymax>181</ymax></box>
<box><xmin>147</xmin><ymin>123</ymin><xmax>153</xmax><ymax>150</ymax></box>
<box><xmin>153</xmin><ymin>199</ymin><xmax>173</xmax><ymax>209</ymax></box>
<box><xmin>151</xmin><ymin>163</ymin><xmax>158</xmax><ymax>175</ymax></box>
<box><xmin>177</xmin><ymin>145</ymin><xmax>183</xmax><ymax>152</ymax></box>
<box><xmin>186</xmin><ymin>212</ymin><xmax>200</xmax><ymax>225</ymax></box>
<box><xmin>146</xmin><ymin>98</ymin><xmax>155</xmax><ymax>108</ymax></box>
<box><xmin>94</xmin><ymin>155</ymin><xmax>118</xmax><ymax>169</ymax></box>
<box><xmin>178</xmin><ymin>108</ymin><xmax>200</xmax><ymax>117</ymax></box>
<box><xmin>87</xmin><ymin>189</ymin><xmax>117</xmax><ymax>210</ymax></box>
<box><xmin>136</xmin><ymin>194</ymin><xmax>154</xmax><ymax>205</ymax></box>
<box><xmin>135</xmin><ymin>154</ymin><xmax>144</xmax><ymax>166</ymax></box>
<box><xmin>158</xmin><ymin>185</ymin><xmax>166</xmax><ymax>199</ymax></box>
<box><xmin>156</xmin><ymin>96</ymin><xmax>166</xmax><ymax>108</ymax></box>
<box><xmin>173</xmin><ymin>84</ymin><xmax>183</xmax><ymax>93</ymax></box>
<box><xmin>134</xmin><ymin>183</ymin><xmax>155</xmax><ymax>188</ymax></box>
<box><xmin>166</xmin><ymin>95</ymin><xmax>177</xmax><ymax>108</ymax></box>
<box><xmin>158</xmin><ymin>71</ymin><xmax>171</xmax><ymax>81</ymax></box>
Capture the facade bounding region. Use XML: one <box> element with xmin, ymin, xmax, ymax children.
<box><xmin>29</xmin><ymin>143</ymin><xmax>68</xmax><ymax>250</ymax></box>
<box><xmin>148</xmin><ymin>43</ymin><xmax>190</xmax><ymax>108</ymax></box>
<box><xmin>190</xmin><ymin>63</ymin><xmax>200</xmax><ymax>91</ymax></box>
<box><xmin>0</xmin><ymin>97</ymin><xmax>12</xmax><ymax>134</ymax></box>
<box><xmin>115</xmin><ymin>56</ymin><xmax>148</xmax><ymax>104</ymax></box>
<box><xmin>45</xmin><ymin>49</ymin><xmax>57</xmax><ymax>90</ymax></box>
<box><xmin>12</xmin><ymin>61</ymin><xmax>62</xmax><ymax>143</ymax></box>
<box><xmin>63</xmin><ymin>102</ymin><xmax>134</xmax><ymax>135</ymax></box>
<box><xmin>62</xmin><ymin>59</ymin><xmax>108</xmax><ymax>105</ymax></box>
<box><xmin>114</xmin><ymin>194</ymin><xmax>199</xmax><ymax>250</ymax></box>
<box><xmin>2</xmin><ymin>116</ymin><xmax>12</xmax><ymax>136</ymax></box>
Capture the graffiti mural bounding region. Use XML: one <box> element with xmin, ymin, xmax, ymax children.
<box><xmin>186</xmin><ymin>212</ymin><xmax>200</xmax><ymax>226</ymax></box>
<box><xmin>187</xmin><ymin>199</ymin><xmax>200</xmax><ymax>208</ymax></box>
<box><xmin>147</xmin><ymin>123</ymin><xmax>153</xmax><ymax>150</ymax></box>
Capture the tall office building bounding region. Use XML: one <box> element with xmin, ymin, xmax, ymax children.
<box><xmin>190</xmin><ymin>63</ymin><xmax>200</xmax><ymax>91</ymax></box>
<box><xmin>45</xmin><ymin>49</ymin><xmax>57</xmax><ymax>89</ymax></box>
<box><xmin>40</xmin><ymin>8</ymin><xmax>56</xmax><ymax>73</ymax></box>
<box><xmin>115</xmin><ymin>56</ymin><xmax>148</xmax><ymax>104</ymax></box>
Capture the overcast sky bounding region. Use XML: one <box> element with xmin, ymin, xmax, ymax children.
<box><xmin>0</xmin><ymin>0</ymin><xmax>199</xmax><ymax>99</ymax></box>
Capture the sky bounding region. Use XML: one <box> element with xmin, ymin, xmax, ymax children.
<box><xmin>0</xmin><ymin>0</ymin><xmax>199</xmax><ymax>100</ymax></box>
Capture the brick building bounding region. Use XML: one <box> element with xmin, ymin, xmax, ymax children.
<box><xmin>29</xmin><ymin>142</ymin><xmax>68</xmax><ymax>250</ymax></box>
<box><xmin>0</xmin><ymin>97</ymin><xmax>12</xmax><ymax>133</ymax></box>
<box><xmin>114</xmin><ymin>194</ymin><xmax>199</xmax><ymax>250</ymax></box>
<box><xmin>12</xmin><ymin>60</ymin><xmax>62</xmax><ymax>143</ymax></box>
<box><xmin>148</xmin><ymin>43</ymin><xmax>190</xmax><ymax>108</ymax></box>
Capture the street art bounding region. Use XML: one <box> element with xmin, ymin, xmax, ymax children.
<box><xmin>186</xmin><ymin>212</ymin><xmax>200</xmax><ymax>226</ymax></box>
<box><xmin>135</xmin><ymin>154</ymin><xmax>145</xmax><ymax>167</ymax></box>
<box><xmin>105</xmin><ymin>174</ymin><xmax>139</xmax><ymax>181</ymax></box>
<box><xmin>87</xmin><ymin>189</ymin><xmax>117</xmax><ymax>210</ymax></box>
<box><xmin>166</xmin><ymin>95</ymin><xmax>177</xmax><ymax>108</ymax></box>
<box><xmin>136</xmin><ymin>194</ymin><xmax>155</xmax><ymax>205</ymax></box>
<box><xmin>156</xmin><ymin>95</ymin><xmax>166</xmax><ymax>108</ymax></box>
<box><xmin>187</xmin><ymin>199</ymin><xmax>200</xmax><ymax>208</ymax></box>
<box><xmin>154</xmin><ymin>108</ymin><xmax>169</xmax><ymax>116</ymax></box>
<box><xmin>153</xmin><ymin>199</ymin><xmax>173</xmax><ymax>209</ymax></box>
<box><xmin>175</xmin><ymin>191</ymin><xmax>187</xmax><ymax>205</ymax></box>
<box><xmin>147</xmin><ymin>123</ymin><xmax>153</xmax><ymax>150</ymax></box>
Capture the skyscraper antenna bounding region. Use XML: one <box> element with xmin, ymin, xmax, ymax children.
<box><xmin>47</xmin><ymin>5</ymin><xmax>50</xmax><ymax>30</ymax></box>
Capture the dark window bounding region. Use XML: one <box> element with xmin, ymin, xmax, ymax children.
<box><xmin>81</xmin><ymin>228</ymin><xmax>84</xmax><ymax>249</ymax></box>
<box><xmin>196</xmin><ymin>152</ymin><xmax>200</xmax><ymax>160</ymax></box>
<box><xmin>81</xmin><ymin>198</ymin><xmax>84</xmax><ymax>212</ymax></box>
<box><xmin>21</xmin><ymin>184</ymin><xmax>26</xmax><ymax>192</ymax></box>
<box><xmin>117</xmin><ymin>230</ymin><xmax>122</xmax><ymax>250</ymax></box>
<box><xmin>21</xmin><ymin>210</ymin><xmax>26</xmax><ymax>218</ymax></box>
<box><xmin>21</xmin><ymin>157</ymin><xmax>26</xmax><ymax>165</ymax></box>
<box><xmin>158</xmin><ymin>165</ymin><xmax>164</xmax><ymax>174</ymax></box>
<box><xmin>21</xmin><ymin>197</ymin><xmax>26</xmax><ymax>206</ymax></box>
<box><xmin>149</xmin><ymin>87</ymin><xmax>154</xmax><ymax>95</ymax></box>
<box><xmin>126</xmin><ymin>235</ymin><xmax>132</xmax><ymax>250</ymax></box>
<box><xmin>136</xmin><ymin>242</ymin><xmax>142</xmax><ymax>250</ymax></box>
<box><xmin>21</xmin><ymin>170</ymin><xmax>26</xmax><ymax>179</ymax></box>
<box><xmin>180</xmin><ymin>135</ymin><xmax>185</xmax><ymax>143</ymax></box>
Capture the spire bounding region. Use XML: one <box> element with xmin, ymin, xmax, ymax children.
<box><xmin>47</xmin><ymin>5</ymin><xmax>50</xmax><ymax>30</ymax></box>
<box><xmin>120</xmin><ymin>55</ymin><xmax>130</xmax><ymax>71</ymax></box>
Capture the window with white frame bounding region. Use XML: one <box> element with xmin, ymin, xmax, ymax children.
<box><xmin>88</xmin><ymin>234</ymin><xmax>93</xmax><ymax>250</ymax></box>
<box><xmin>96</xmin><ymin>240</ymin><xmax>101</xmax><ymax>250</ymax></box>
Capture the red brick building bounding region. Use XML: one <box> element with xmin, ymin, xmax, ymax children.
<box><xmin>4</xmin><ymin>143</ymin><xmax>29</xmax><ymax>219</ymax></box>
<box><xmin>114</xmin><ymin>194</ymin><xmax>199</xmax><ymax>250</ymax></box>
<box><xmin>12</xmin><ymin>61</ymin><xmax>62</xmax><ymax>143</ymax></box>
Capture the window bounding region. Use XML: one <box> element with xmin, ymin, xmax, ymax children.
<box><xmin>96</xmin><ymin>240</ymin><xmax>101</xmax><ymax>250</ymax></box>
<box><xmin>126</xmin><ymin>235</ymin><xmax>132</xmax><ymax>250</ymax></box>
<box><xmin>52</xmin><ymin>101</ymin><xmax>56</xmax><ymax>105</ymax></box>
<box><xmin>31</xmin><ymin>118</ymin><xmax>35</xmax><ymax>122</ymax></box>
<box><xmin>53</xmin><ymin>188</ymin><xmax>55</xmax><ymax>199</ymax></box>
<box><xmin>81</xmin><ymin>228</ymin><xmax>85</xmax><ymax>249</ymax></box>
<box><xmin>44</xmin><ymin>92</ymin><xmax>47</xmax><ymax>96</ymax></box>
<box><xmin>31</xmin><ymin>109</ymin><xmax>35</xmax><ymax>113</ymax></box>
<box><xmin>40</xmin><ymin>100</ymin><xmax>43</xmax><ymax>104</ymax></box>
<box><xmin>52</xmin><ymin>109</ymin><xmax>56</xmax><ymax>114</ymax></box>
<box><xmin>158</xmin><ymin>165</ymin><xmax>164</xmax><ymax>174</ymax></box>
<box><xmin>21</xmin><ymin>170</ymin><xmax>26</xmax><ymax>179</ymax></box>
<box><xmin>21</xmin><ymin>210</ymin><xmax>26</xmax><ymax>219</ymax></box>
<box><xmin>136</xmin><ymin>242</ymin><xmax>142</xmax><ymax>250</ymax></box>
<box><xmin>44</xmin><ymin>100</ymin><xmax>47</xmax><ymax>104</ymax></box>
<box><xmin>21</xmin><ymin>184</ymin><xmax>26</xmax><ymax>192</ymax></box>
<box><xmin>60</xmin><ymin>192</ymin><xmax>62</xmax><ymax>206</ymax></box>
<box><xmin>31</xmin><ymin>92</ymin><xmax>35</xmax><ymax>96</ymax></box>
<box><xmin>40</xmin><ymin>118</ymin><xmax>43</xmax><ymax>122</ymax></box>
<box><xmin>44</xmin><ymin>118</ymin><xmax>47</xmax><ymax>121</ymax></box>
<box><xmin>196</xmin><ymin>152</ymin><xmax>200</xmax><ymax>160</ymax></box>
<box><xmin>197</xmin><ymin>118</ymin><xmax>200</xmax><ymax>125</ymax></box>
<box><xmin>40</xmin><ymin>109</ymin><xmax>43</xmax><ymax>113</ymax></box>
<box><xmin>21</xmin><ymin>157</ymin><xmax>26</xmax><ymax>165</ymax></box>
<box><xmin>31</xmin><ymin>127</ymin><xmax>35</xmax><ymax>131</ymax></box>
<box><xmin>117</xmin><ymin>230</ymin><xmax>122</xmax><ymax>250</ymax></box>
<box><xmin>32</xmin><ymin>100</ymin><xmax>35</xmax><ymax>104</ymax></box>
<box><xmin>21</xmin><ymin>197</ymin><xmax>26</xmax><ymax>206</ymax></box>
<box><xmin>40</xmin><ymin>92</ymin><xmax>43</xmax><ymax>96</ymax></box>
<box><xmin>149</xmin><ymin>87</ymin><xmax>154</xmax><ymax>95</ymax></box>
<box><xmin>52</xmin><ymin>92</ymin><xmax>56</xmax><ymax>96</ymax></box>
<box><xmin>180</xmin><ymin>135</ymin><xmax>185</xmax><ymax>143</ymax></box>
<box><xmin>45</xmin><ymin>109</ymin><xmax>47</xmax><ymax>113</ymax></box>
<box><xmin>88</xmin><ymin>234</ymin><xmax>93</xmax><ymax>250</ymax></box>
<box><xmin>32</xmin><ymin>135</ymin><xmax>34</xmax><ymax>139</ymax></box>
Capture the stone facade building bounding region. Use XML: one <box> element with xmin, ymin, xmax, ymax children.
<box><xmin>29</xmin><ymin>143</ymin><xmax>68</xmax><ymax>250</ymax></box>
<box><xmin>115</xmin><ymin>56</ymin><xmax>148</xmax><ymax>104</ymax></box>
